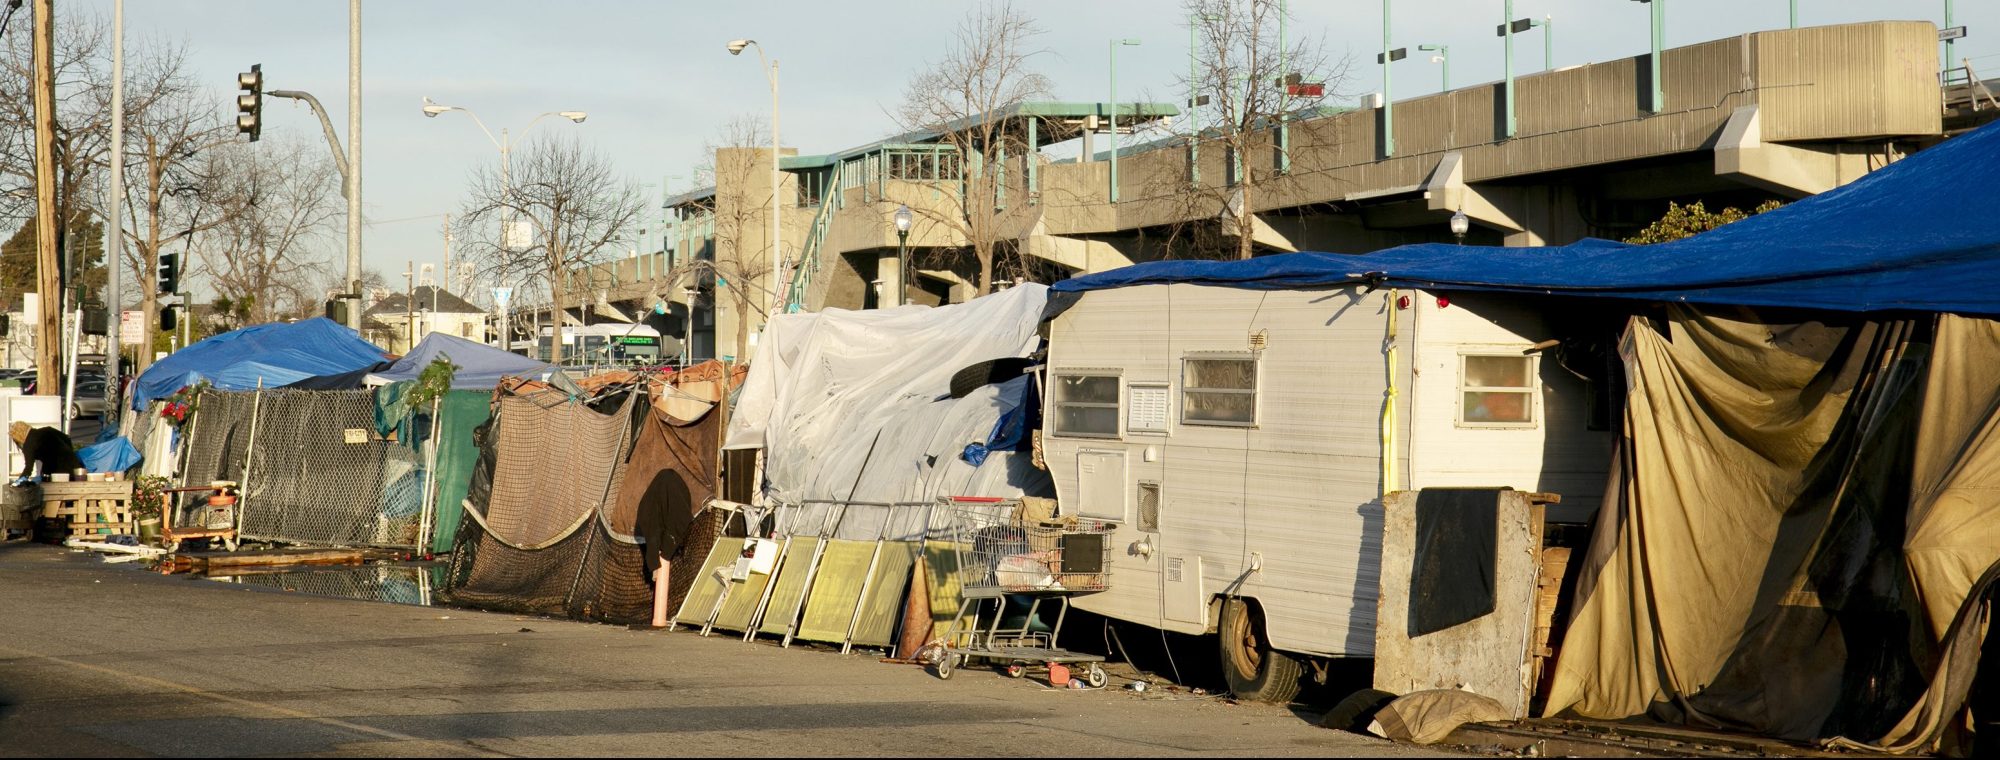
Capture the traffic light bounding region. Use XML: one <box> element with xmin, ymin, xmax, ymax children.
<box><xmin>236</xmin><ymin>64</ymin><xmax>262</xmax><ymax>141</ymax></box>
<box><xmin>160</xmin><ymin>305</ymin><xmax>178</xmax><ymax>332</ymax></box>
<box><xmin>324</xmin><ymin>298</ymin><xmax>351</xmax><ymax>325</ymax></box>
<box><xmin>158</xmin><ymin>252</ymin><xmax>180</xmax><ymax>295</ymax></box>
<box><xmin>82</xmin><ymin>308</ymin><xmax>109</xmax><ymax>337</ymax></box>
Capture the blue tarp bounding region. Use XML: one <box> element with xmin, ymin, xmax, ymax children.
<box><xmin>132</xmin><ymin>318</ymin><xmax>387</xmax><ymax>410</ymax></box>
<box><xmin>78</xmin><ymin>437</ymin><xmax>141</xmax><ymax>474</ymax></box>
<box><xmin>1054</xmin><ymin>121</ymin><xmax>2000</xmax><ymax>316</ymax></box>
<box><xmin>365</xmin><ymin>333</ymin><xmax>554</xmax><ymax>390</ymax></box>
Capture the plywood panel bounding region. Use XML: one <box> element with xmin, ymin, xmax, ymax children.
<box><xmin>1373</xmin><ymin>490</ymin><xmax>1545</xmax><ymax>718</ymax></box>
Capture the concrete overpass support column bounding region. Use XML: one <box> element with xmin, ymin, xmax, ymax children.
<box><xmin>1715</xmin><ymin>104</ymin><xmax>1854</xmax><ymax>198</ymax></box>
<box><xmin>876</xmin><ymin>251</ymin><xmax>903</xmax><ymax>309</ymax></box>
<box><xmin>1423</xmin><ymin>152</ymin><xmax>1583</xmax><ymax>247</ymax></box>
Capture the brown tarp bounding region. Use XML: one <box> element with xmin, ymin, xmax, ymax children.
<box><xmin>1545</xmin><ymin>308</ymin><xmax>2000</xmax><ymax>751</ymax></box>
<box><xmin>445</xmin><ymin>382</ymin><xmax>727</xmax><ymax>624</ymax></box>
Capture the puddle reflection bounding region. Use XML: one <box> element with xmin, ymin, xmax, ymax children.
<box><xmin>204</xmin><ymin>563</ymin><xmax>447</xmax><ymax>606</ymax></box>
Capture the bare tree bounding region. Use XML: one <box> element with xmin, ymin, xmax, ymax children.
<box><xmin>114</xmin><ymin>40</ymin><xmax>238</xmax><ymax>368</ymax></box>
<box><xmin>455</xmin><ymin>135</ymin><xmax>644</xmax><ymax>364</ymax></box>
<box><xmin>893</xmin><ymin>0</ymin><xmax>1051</xmax><ymax>296</ymax></box>
<box><xmin>193</xmin><ymin>137</ymin><xmax>340</xmax><ymax>324</ymax></box>
<box><xmin>1170</xmin><ymin>0</ymin><xmax>1347</xmax><ymax>260</ymax></box>
<box><xmin>701</xmin><ymin>116</ymin><xmax>782</xmax><ymax>362</ymax></box>
<box><xmin>0</xmin><ymin>9</ymin><xmax>111</xmax><ymax>307</ymax></box>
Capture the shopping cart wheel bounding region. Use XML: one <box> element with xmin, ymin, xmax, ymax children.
<box><xmin>1005</xmin><ymin>663</ymin><xmax>1027</xmax><ymax>679</ymax></box>
<box><xmin>1084</xmin><ymin>663</ymin><xmax>1107</xmax><ymax>689</ymax></box>
<box><xmin>935</xmin><ymin>653</ymin><xmax>960</xmax><ymax>680</ymax></box>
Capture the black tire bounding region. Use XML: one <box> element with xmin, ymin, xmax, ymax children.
<box><xmin>1321</xmin><ymin>688</ymin><xmax>1397</xmax><ymax>733</ymax></box>
<box><xmin>1218</xmin><ymin>598</ymin><xmax>1305</xmax><ymax>703</ymax></box>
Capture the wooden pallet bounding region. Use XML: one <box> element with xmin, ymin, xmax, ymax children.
<box><xmin>40</xmin><ymin>481</ymin><xmax>135</xmax><ymax>538</ymax></box>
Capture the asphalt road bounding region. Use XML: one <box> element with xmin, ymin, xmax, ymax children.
<box><xmin>0</xmin><ymin>544</ymin><xmax>1447</xmax><ymax>757</ymax></box>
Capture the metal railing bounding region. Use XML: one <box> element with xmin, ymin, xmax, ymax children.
<box><xmin>785</xmin><ymin>160</ymin><xmax>845</xmax><ymax>313</ymax></box>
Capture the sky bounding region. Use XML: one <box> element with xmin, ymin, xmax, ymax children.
<box><xmin>74</xmin><ymin>0</ymin><xmax>2000</xmax><ymax>300</ymax></box>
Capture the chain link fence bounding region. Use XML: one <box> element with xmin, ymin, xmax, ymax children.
<box><xmin>179</xmin><ymin>388</ymin><xmax>426</xmax><ymax>549</ymax></box>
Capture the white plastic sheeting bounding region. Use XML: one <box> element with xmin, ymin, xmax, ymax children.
<box><xmin>725</xmin><ymin>285</ymin><xmax>1051</xmax><ymax>515</ymax></box>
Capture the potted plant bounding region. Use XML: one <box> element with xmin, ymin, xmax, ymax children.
<box><xmin>132</xmin><ymin>474</ymin><xmax>170</xmax><ymax>545</ymax></box>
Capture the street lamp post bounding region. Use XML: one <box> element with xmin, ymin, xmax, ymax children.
<box><xmin>1382</xmin><ymin>0</ymin><xmax>1396</xmax><ymax>156</ymax></box>
<box><xmin>1503</xmin><ymin>0</ymin><xmax>1516</xmax><ymax>137</ymax></box>
<box><xmin>1450</xmin><ymin>207</ymin><xmax>1470</xmax><ymax>244</ymax></box>
<box><xmin>1418</xmin><ymin>44</ymin><xmax>1449</xmax><ymax>91</ymax></box>
<box><xmin>1109</xmin><ymin>38</ymin><xmax>1140</xmax><ymax>203</ymax></box>
<box><xmin>422</xmin><ymin>101</ymin><xmax>587</xmax><ymax>349</ymax></box>
<box><xmin>1631</xmin><ymin>0</ymin><xmax>1664</xmax><ymax>113</ymax></box>
<box><xmin>1539</xmin><ymin>16</ymin><xmax>1553</xmax><ymax>71</ymax></box>
<box><xmin>727</xmin><ymin>39</ymin><xmax>784</xmax><ymax>317</ymax></box>
<box><xmin>893</xmin><ymin>205</ymin><xmax>912</xmax><ymax>306</ymax></box>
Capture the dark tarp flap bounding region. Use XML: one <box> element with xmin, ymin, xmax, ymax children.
<box><xmin>621</xmin><ymin>399</ymin><xmax>718</xmax><ymax>585</ymax></box>
<box><xmin>1546</xmin><ymin>307</ymin><xmax>2000</xmax><ymax>750</ymax></box>
<box><xmin>1409</xmin><ymin>488</ymin><xmax>1504</xmax><ymax>637</ymax></box>
<box><xmin>284</xmin><ymin>362</ymin><xmax>394</xmax><ymax>390</ymax></box>
<box><xmin>1052</xmin><ymin>121</ymin><xmax>2000</xmax><ymax>317</ymax></box>
<box><xmin>134</xmin><ymin>318</ymin><xmax>387</xmax><ymax>410</ymax></box>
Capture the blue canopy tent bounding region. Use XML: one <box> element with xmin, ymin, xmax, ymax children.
<box><xmin>364</xmin><ymin>333</ymin><xmax>555</xmax><ymax>390</ymax></box>
<box><xmin>132</xmin><ymin>318</ymin><xmax>387</xmax><ymax>410</ymax></box>
<box><xmin>1055</xmin><ymin>119</ymin><xmax>2000</xmax><ymax>316</ymax></box>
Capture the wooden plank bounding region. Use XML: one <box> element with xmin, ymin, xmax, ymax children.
<box><xmin>191</xmin><ymin>548</ymin><xmax>365</xmax><ymax>570</ymax></box>
<box><xmin>39</xmin><ymin>481</ymin><xmax>134</xmax><ymax>498</ymax></box>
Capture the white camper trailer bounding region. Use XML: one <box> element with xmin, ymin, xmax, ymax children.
<box><xmin>1041</xmin><ymin>283</ymin><xmax>1613</xmax><ymax>701</ymax></box>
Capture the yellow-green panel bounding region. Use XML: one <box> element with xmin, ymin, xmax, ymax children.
<box><xmin>847</xmin><ymin>542</ymin><xmax>920</xmax><ymax>648</ymax></box>
<box><xmin>758</xmin><ymin>537</ymin><xmax>824</xmax><ymax>636</ymax></box>
<box><xmin>925</xmin><ymin>541</ymin><xmax>978</xmax><ymax>646</ymax></box>
<box><xmin>710</xmin><ymin>569</ymin><xmax>773</xmax><ymax>633</ymax></box>
<box><xmin>673</xmin><ymin>540</ymin><xmax>741</xmax><ymax>627</ymax></box>
<box><xmin>794</xmin><ymin>540</ymin><xmax>879</xmax><ymax>644</ymax></box>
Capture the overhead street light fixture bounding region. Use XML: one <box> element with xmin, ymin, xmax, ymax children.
<box><xmin>1418</xmin><ymin>44</ymin><xmax>1450</xmax><ymax>91</ymax></box>
<box><xmin>727</xmin><ymin>38</ymin><xmax>753</xmax><ymax>55</ymax></box>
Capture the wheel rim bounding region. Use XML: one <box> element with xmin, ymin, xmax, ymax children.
<box><xmin>1227</xmin><ymin>605</ymin><xmax>1264</xmax><ymax>676</ymax></box>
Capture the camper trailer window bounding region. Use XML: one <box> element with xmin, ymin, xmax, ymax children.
<box><xmin>1054</xmin><ymin>373</ymin><xmax>1120</xmax><ymax>438</ymax></box>
<box><xmin>1460</xmin><ymin>354</ymin><xmax>1536</xmax><ymax>426</ymax></box>
<box><xmin>1181</xmin><ymin>356</ymin><xmax>1257</xmax><ymax>426</ymax></box>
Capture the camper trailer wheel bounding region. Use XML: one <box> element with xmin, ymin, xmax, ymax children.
<box><xmin>1219</xmin><ymin>598</ymin><xmax>1304</xmax><ymax>703</ymax></box>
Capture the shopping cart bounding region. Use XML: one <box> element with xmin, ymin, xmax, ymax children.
<box><xmin>929</xmin><ymin>497</ymin><xmax>1113</xmax><ymax>687</ymax></box>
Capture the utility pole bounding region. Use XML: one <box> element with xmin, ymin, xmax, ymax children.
<box><xmin>402</xmin><ymin>262</ymin><xmax>414</xmax><ymax>352</ymax></box>
<box><xmin>31</xmin><ymin>0</ymin><xmax>59</xmax><ymax>394</ymax></box>
<box><xmin>345</xmin><ymin>0</ymin><xmax>362</xmax><ymax>330</ymax></box>
<box><xmin>106</xmin><ymin>0</ymin><xmax>124</xmax><ymax>406</ymax></box>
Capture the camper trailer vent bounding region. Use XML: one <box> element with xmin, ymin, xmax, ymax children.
<box><xmin>1137</xmin><ymin>481</ymin><xmax>1161</xmax><ymax>532</ymax></box>
<box><xmin>1249</xmin><ymin>329</ymin><xmax>1268</xmax><ymax>350</ymax></box>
